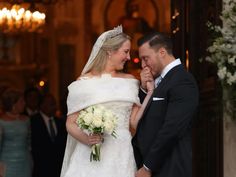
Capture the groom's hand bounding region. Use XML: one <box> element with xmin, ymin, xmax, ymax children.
<box><xmin>135</xmin><ymin>167</ymin><xmax>151</xmax><ymax>177</ymax></box>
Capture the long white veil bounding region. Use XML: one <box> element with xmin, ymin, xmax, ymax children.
<box><xmin>60</xmin><ymin>25</ymin><xmax>123</xmax><ymax>177</ymax></box>
<box><xmin>81</xmin><ymin>25</ymin><xmax>123</xmax><ymax>75</ymax></box>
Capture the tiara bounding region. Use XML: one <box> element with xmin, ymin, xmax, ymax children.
<box><xmin>106</xmin><ymin>25</ymin><xmax>123</xmax><ymax>39</ymax></box>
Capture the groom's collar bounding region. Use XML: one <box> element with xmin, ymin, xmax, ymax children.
<box><xmin>160</xmin><ymin>58</ymin><xmax>181</xmax><ymax>79</ymax></box>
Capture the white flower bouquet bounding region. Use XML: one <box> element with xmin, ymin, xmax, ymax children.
<box><xmin>76</xmin><ymin>104</ymin><xmax>118</xmax><ymax>161</ymax></box>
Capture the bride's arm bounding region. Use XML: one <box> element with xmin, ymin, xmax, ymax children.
<box><xmin>130</xmin><ymin>81</ymin><xmax>154</xmax><ymax>131</ymax></box>
<box><xmin>66</xmin><ymin>113</ymin><xmax>102</xmax><ymax>146</ymax></box>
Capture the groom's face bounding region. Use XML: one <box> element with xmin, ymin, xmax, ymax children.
<box><xmin>139</xmin><ymin>42</ymin><xmax>162</xmax><ymax>78</ymax></box>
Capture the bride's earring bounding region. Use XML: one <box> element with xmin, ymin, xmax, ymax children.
<box><xmin>107</xmin><ymin>51</ymin><xmax>112</xmax><ymax>59</ymax></box>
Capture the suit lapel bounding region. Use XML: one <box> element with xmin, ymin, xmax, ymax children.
<box><xmin>141</xmin><ymin>91</ymin><xmax>155</xmax><ymax>117</ymax></box>
<box><xmin>140</xmin><ymin>64</ymin><xmax>183</xmax><ymax>119</ymax></box>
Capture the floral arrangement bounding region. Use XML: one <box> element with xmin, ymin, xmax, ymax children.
<box><xmin>205</xmin><ymin>0</ymin><xmax>236</xmax><ymax>86</ymax></box>
<box><xmin>76</xmin><ymin>104</ymin><xmax>118</xmax><ymax>161</ymax></box>
<box><xmin>205</xmin><ymin>0</ymin><xmax>236</xmax><ymax>120</ymax></box>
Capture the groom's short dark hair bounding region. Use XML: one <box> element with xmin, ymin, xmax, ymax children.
<box><xmin>137</xmin><ymin>32</ymin><xmax>173</xmax><ymax>55</ymax></box>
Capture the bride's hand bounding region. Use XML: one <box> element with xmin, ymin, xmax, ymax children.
<box><xmin>140</xmin><ymin>67</ymin><xmax>153</xmax><ymax>91</ymax></box>
<box><xmin>86</xmin><ymin>133</ymin><xmax>104</xmax><ymax>146</ymax></box>
<box><xmin>146</xmin><ymin>80</ymin><xmax>154</xmax><ymax>94</ymax></box>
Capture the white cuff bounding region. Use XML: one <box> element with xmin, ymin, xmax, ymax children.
<box><xmin>140</xmin><ymin>86</ymin><xmax>147</xmax><ymax>94</ymax></box>
<box><xmin>143</xmin><ymin>164</ymin><xmax>151</xmax><ymax>172</ymax></box>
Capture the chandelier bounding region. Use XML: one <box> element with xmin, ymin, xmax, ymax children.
<box><xmin>0</xmin><ymin>1</ymin><xmax>57</xmax><ymax>34</ymax></box>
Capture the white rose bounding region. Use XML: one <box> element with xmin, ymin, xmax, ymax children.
<box><xmin>104</xmin><ymin>121</ymin><xmax>115</xmax><ymax>134</ymax></box>
<box><xmin>79</xmin><ymin>110</ymin><xmax>86</xmax><ymax>118</ymax></box>
<box><xmin>92</xmin><ymin>116</ymin><xmax>103</xmax><ymax>128</ymax></box>
<box><xmin>93</xmin><ymin>107</ymin><xmax>104</xmax><ymax>118</ymax></box>
<box><xmin>83</xmin><ymin>112</ymin><xmax>93</xmax><ymax>125</ymax></box>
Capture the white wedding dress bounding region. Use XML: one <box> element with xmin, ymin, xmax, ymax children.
<box><xmin>61</xmin><ymin>74</ymin><xmax>140</xmax><ymax>177</ymax></box>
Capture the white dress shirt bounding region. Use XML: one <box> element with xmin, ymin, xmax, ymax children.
<box><xmin>26</xmin><ymin>107</ymin><xmax>38</xmax><ymax>116</ymax></box>
<box><xmin>159</xmin><ymin>58</ymin><xmax>181</xmax><ymax>79</ymax></box>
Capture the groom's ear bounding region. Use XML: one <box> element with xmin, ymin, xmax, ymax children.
<box><xmin>158</xmin><ymin>47</ymin><xmax>167</xmax><ymax>57</ymax></box>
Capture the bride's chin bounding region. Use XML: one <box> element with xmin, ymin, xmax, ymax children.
<box><xmin>120</xmin><ymin>62</ymin><xmax>126</xmax><ymax>69</ymax></box>
<box><xmin>119</xmin><ymin>65</ymin><xmax>125</xmax><ymax>70</ymax></box>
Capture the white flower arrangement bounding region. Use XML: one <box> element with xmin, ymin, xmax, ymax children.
<box><xmin>205</xmin><ymin>0</ymin><xmax>236</xmax><ymax>120</ymax></box>
<box><xmin>76</xmin><ymin>104</ymin><xmax>118</xmax><ymax>161</ymax></box>
<box><xmin>205</xmin><ymin>0</ymin><xmax>236</xmax><ymax>86</ymax></box>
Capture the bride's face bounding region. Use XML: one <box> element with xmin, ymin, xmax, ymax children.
<box><xmin>109</xmin><ymin>40</ymin><xmax>131</xmax><ymax>71</ymax></box>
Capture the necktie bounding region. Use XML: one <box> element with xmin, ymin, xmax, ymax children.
<box><xmin>155</xmin><ymin>76</ymin><xmax>163</xmax><ymax>87</ymax></box>
<box><xmin>49</xmin><ymin>118</ymin><xmax>56</xmax><ymax>141</ymax></box>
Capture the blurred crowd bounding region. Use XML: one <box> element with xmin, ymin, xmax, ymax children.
<box><xmin>0</xmin><ymin>85</ymin><xmax>67</xmax><ymax>177</ymax></box>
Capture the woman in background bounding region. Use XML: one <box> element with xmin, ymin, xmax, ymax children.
<box><xmin>0</xmin><ymin>88</ymin><xmax>31</xmax><ymax>177</ymax></box>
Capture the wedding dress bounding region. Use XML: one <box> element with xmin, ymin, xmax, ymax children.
<box><xmin>61</xmin><ymin>74</ymin><xmax>140</xmax><ymax>177</ymax></box>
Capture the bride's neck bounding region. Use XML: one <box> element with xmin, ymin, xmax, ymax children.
<box><xmin>91</xmin><ymin>69</ymin><xmax>117</xmax><ymax>76</ymax></box>
<box><xmin>102</xmin><ymin>71</ymin><xmax>117</xmax><ymax>75</ymax></box>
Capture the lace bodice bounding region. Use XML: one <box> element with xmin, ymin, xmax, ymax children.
<box><xmin>100</xmin><ymin>101</ymin><xmax>132</xmax><ymax>131</ymax></box>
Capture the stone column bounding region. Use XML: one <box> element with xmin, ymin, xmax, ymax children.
<box><xmin>223</xmin><ymin>87</ymin><xmax>236</xmax><ymax>177</ymax></box>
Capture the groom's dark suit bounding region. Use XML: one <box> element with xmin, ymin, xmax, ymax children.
<box><xmin>132</xmin><ymin>64</ymin><xmax>199</xmax><ymax>177</ymax></box>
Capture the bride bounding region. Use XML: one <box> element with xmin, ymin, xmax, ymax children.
<box><xmin>60</xmin><ymin>25</ymin><xmax>154</xmax><ymax>177</ymax></box>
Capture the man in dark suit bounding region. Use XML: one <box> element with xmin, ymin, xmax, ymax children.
<box><xmin>132</xmin><ymin>32</ymin><xmax>199</xmax><ymax>177</ymax></box>
<box><xmin>31</xmin><ymin>93</ymin><xmax>67</xmax><ymax>177</ymax></box>
<box><xmin>23</xmin><ymin>87</ymin><xmax>41</xmax><ymax>117</ymax></box>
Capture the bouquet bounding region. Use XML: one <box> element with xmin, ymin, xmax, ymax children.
<box><xmin>76</xmin><ymin>104</ymin><xmax>118</xmax><ymax>161</ymax></box>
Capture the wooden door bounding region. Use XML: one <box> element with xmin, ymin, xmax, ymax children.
<box><xmin>170</xmin><ymin>0</ymin><xmax>223</xmax><ymax>177</ymax></box>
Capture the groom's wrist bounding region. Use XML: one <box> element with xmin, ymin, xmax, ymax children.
<box><xmin>140</xmin><ymin>86</ymin><xmax>147</xmax><ymax>94</ymax></box>
<box><xmin>143</xmin><ymin>164</ymin><xmax>152</xmax><ymax>172</ymax></box>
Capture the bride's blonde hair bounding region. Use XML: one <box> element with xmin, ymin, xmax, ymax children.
<box><xmin>86</xmin><ymin>33</ymin><xmax>130</xmax><ymax>74</ymax></box>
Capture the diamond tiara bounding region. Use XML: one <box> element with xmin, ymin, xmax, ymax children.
<box><xmin>106</xmin><ymin>25</ymin><xmax>123</xmax><ymax>39</ymax></box>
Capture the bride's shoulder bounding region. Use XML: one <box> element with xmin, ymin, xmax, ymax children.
<box><xmin>76</xmin><ymin>73</ymin><xmax>95</xmax><ymax>80</ymax></box>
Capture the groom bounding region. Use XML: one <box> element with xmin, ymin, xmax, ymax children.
<box><xmin>132</xmin><ymin>32</ymin><xmax>199</xmax><ymax>177</ymax></box>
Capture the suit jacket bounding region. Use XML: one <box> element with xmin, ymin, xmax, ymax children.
<box><xmin>30</xmin><ymin>113</ymin><xmax>67</xmax><ymax>177</ymax></box>
<box><xmin>132</xmin><ymin>65</ymin><xmax>199</xmax><ymax>177</ymax></box>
